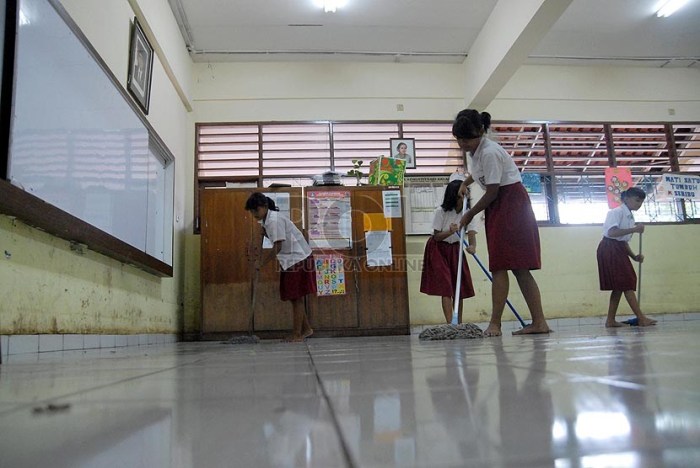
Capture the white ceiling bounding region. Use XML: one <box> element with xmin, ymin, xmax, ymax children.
<box><xmin>168</xmin><ymin>0</ymin><xmax>700</xmax><ymax>68</ymax></box>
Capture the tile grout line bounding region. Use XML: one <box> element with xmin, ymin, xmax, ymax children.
<box><xmin>305</xmin><ymin>342</ymin><xmax>357</xmax><ymax>468</ymax></box>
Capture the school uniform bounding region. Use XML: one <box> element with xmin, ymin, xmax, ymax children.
<box><xmin>262</xmin><ymin>210</ymin><xmax>317</xmax><ymax>301</ymax></box>
<box><xmin>420</xmin><ymin>207</ymin><xmax>478</xmax><ymax>299</ymax></box>
<box><xmin>597</xmin><ymin>204</ymin><xmax>637</xmax><ymax>291</ymax></box>
<box><xmin>470</xmin><ymin>137</ymin><xmax>541</xmax><ymax>272</ymax></box>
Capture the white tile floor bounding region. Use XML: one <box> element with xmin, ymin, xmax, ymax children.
<box><xmin>1</xmin><ymin>320</ymin><xmax>700</xmax><ymax>467</ymax></box>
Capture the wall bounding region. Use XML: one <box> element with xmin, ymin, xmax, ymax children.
<box><xmin>0</xmin><ymin>0</ymin><xmax>191</xmax><ymax>335</ymax></box>
<box><xmin>489</xmin><ymin>65</ymin><xmax>700</xmax><ymax>121</ymax></box>
<box><xmin>187</xmin><ymin>61</ymin><xmax>700</xmax><ymax>330</ymax></box>
<box><xmin>409</xmin><ymin>224</ymin><xmax>700</xmax><ymax>325</ymax></box>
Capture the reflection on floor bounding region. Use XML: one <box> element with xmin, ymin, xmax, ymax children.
<box><xmin>1</xmin><ymin>319</ymin><xmax>700</xmax><ymax>467</ymax></box>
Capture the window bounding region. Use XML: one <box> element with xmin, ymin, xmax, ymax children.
<box><xmin>195</xmin><ymin>120</ymin><xmax>700</xmax><ymax>231</ymax></box>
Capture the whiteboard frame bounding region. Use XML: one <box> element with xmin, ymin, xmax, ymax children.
<box><xmin>0</xmin><ymin>0</ymin><xmax>174</xmax><ymax>276</ymax></box>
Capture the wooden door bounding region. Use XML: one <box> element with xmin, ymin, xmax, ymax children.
<box><xmin>200</xmin><ymin>188</ymin><xmax>302</xmax><ymax>338</ymax></box>
<box><xmin>305</xmin><ymin>187</ymin><xmax>359</xmax><ymax>330</ymax></box>
<box><xmin>352</xmin><ymin>186</ymin><xmax>410</xmax><ymax>332</ymax></box>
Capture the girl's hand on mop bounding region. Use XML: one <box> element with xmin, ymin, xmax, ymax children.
<box><xmin>459</xmin><ymin>210</ymin><xmax>473</xmax><ymax>229</ymax></box>
<box><xmin>634</xmin><ymin>253</ymin><xmax>644</xmax><ymax>263</ymax></box>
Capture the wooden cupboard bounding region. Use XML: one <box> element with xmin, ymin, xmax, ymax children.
<box><xmin>200</xmin><ymin>186</ymin><xmax>409</xmax><ymax>339</ymax></box>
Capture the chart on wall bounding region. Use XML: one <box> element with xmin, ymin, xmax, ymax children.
<box><xmin>404</xmin><ymin>176</ymin><xmax>449</xmax><ymax>234</ymax></box>
<box><xmin>307</xmin><ymin>190</ymin><xmax>353</xmax><ymax>249</ymax></box>
<box><xmin>315</xmin><ymin>255</ymin><xmax>346</xmax><ymax>296</ymax></box>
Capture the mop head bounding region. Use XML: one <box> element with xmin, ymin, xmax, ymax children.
<box><xmin>224</xmin><ymin>335</ymin><xmax>260</xmax><ymax>344</ymax></box>
<box><xmin>419</xmin><ymin>323</ymin><xmax>484</xmax><ymax>341</ymax></box>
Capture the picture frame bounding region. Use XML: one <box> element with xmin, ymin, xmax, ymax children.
<box><xmin>127</xmin><ymin>17</ymin><xmax>153</xmax><ymax>114</ymax></box>
<box><xmin>389</xmin><ymin>138</ymin><xmax>416</xmax><ymax>169</ymax></box>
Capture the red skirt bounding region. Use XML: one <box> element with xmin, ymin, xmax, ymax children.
<box><xmin>280</xmin><ymin>255</ymin><xmax>317</xmax><ymax>301</ymax></box>
<box><xmin>597</xmin><ymin>237</ymin><xmax>636</xmax><ymax>291</ymax></box>
<box><xmin>420</xmin><ymin>237</ymin><xmax>475</xmax><ymax>299</ymax></box>
<box><xmin>485</xmin><ymin>183</ymin><xmax>541</xmax><ymax>272</ymax></box>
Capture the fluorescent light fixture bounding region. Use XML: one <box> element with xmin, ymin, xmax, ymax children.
<box><xmin>313</xmin><ymin>0</ymin><xmax>348</xmax><ymax>13</ymax></box>
<box><xmin>655</xmin><ymin>0</ymin><xmax>691</xmax><ymax>17</ymax></box>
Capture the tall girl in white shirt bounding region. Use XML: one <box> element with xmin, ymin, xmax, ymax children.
<box><xmin>597</xmin><ymin>187</ymin><xmax>656</xmax><ymax>327</ymax></box>
<box><xmin>453</xmin><ymin>109</ymin><xmax>551</xmax><ymax>337</ymax></box>
<box><xmin>420</xmin><ymin>179</ymin><xmax>479</xmax><ymax>324</ymax></box>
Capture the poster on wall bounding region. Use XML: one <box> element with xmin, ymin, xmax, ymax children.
<box><xmin>521</xmin><ymin>173</ymin><xmax>543</xmax><ymax>194</ymax></box>
<box><xmin>307</xmin><ymin>191</ymin><xmax>352</xmax><ymax>249</ymax></box>
<box><xmin>659</xmin><ymin>174</ymin><xmax>700</xmax><ymax>200</ymax></box>
<box><xmin>315</xmin><ymin>255</ymin><xmax>346</xmax><ymax>296</ymax></box>
<box><xmin>365</xmin><ymin>230</ymin><xmax>392</xmax><ymax>267</ymax></box>
<box><xmin>382</xmin><ymin>190</ymin><xmax>402</xmax><ymax>218</ymax></box>
<box><xmin>605</xmin><ymin>167</ymin><xmax>633</xmax><ymax>208</ymax></box>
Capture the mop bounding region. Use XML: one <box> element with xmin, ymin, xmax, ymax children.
<box><xmin>460</xmin><ymin>238</ymin><xmax>527</xmax><ymax>328</ymax></box>
<box><xmin>226</xmin><ymin>237</ymin><xmax>262</xmax><ymax>344</ymax></box>
<box><xmin>419</xmin><ymin>197</ymin><xmax>484</xmax><ymax>341</ymax></box>
<box><xmin>623</xmin><ymin>232</ymin><xmax>643</xmax><ymax>326</ymax></box>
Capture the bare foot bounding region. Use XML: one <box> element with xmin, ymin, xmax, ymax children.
<box><xmin>301</xmin><ymin>327</ymin><xmax>314</xmax><ymax>339</ymax></box>
<box><xmin>606</xmin><ymin>321</ymin><xmax>625</xmax><ymax>328</ymax></box>
<box><xmin>282</xmin><ymin>334</ymin><xmax>305</xmax><ymax>343</ymax></box>
<box><xmin>638</xmin><ymin>317</ymin><xmax>658</xmax><ymax>327</ymax></box>
<box><xmin>512</xmin><ymin>323</ymin><xmax>552</xmax><ymax>335</ymax></box>
<box><xmin>483</xmin><ymin>324</ymin><xmax>502</xmax><ymax>337</ymax></box>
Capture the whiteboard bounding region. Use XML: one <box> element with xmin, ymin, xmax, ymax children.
<box><xmin>8</xmin><ymin>0</ymin><xmax>173</xmax><ymax>266</ymax></box>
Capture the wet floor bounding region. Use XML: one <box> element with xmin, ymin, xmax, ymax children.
<box><xmin>1</xmin><ymin>318</ymin><xmax>699</xmax><ymax>467</ymax></box>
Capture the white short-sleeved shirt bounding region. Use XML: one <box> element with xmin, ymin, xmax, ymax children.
<box><xmin>469</xmin><ymin>137</ymin><xmax>522</xmax><ymax>190</ymax></box>
<box><xmin>432</xmin><ymin>207</ymin><xmax>479</xmax><ymax>244</ymax></box>
<box><xmin>602</xmin><ymin>204</ymin><xmax>635</xmax><ymax>242</ymax></box>
<box><xmin>262</xmin><ymin>210</ymin><xmax>312</xmax><ymax>270</ymax></box>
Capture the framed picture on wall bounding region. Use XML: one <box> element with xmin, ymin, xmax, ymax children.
<box><xmin>389</xmin><ymin>138</ymin><xmax>416</xmax><ymax>169</ymax></box>
<box><xmin>127</xmin><ymin>17</ymin><xmax>153</xmax><ymax>114</ymax></box>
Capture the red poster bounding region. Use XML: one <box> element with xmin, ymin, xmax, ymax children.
<box><xmin>605</xmin><ymin>167</ymin><xmax>633</xmax><ymax>208</ymax></box>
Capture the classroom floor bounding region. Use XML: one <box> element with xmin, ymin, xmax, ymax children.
<box><xmin>1</xmin><ymin>318</ymin><xmax>699</xmax><ymax>468</ymax></box>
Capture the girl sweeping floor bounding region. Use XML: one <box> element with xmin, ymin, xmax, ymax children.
<box><xmin>597</xmin><ymin>187</ymin><xmax>657</xmax><ymax>327</ymax></box>
<box><xmin>420</xmin><ymin>179</ymin><xmax>479</xmax><ymax>324</ymax></box>
<box><xmin>245</xmin><ymin>192</ymin><xmax>316</xmax><ymax>342</ymax></box>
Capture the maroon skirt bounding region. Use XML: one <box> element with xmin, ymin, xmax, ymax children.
<box><xmin>420</xmin><ymin>237</ymin><xmax>475</xmax><ymax>299</ymax></box>
<box><xmin>485</xmin><ymin>183</ymin><xmax>541</xmax><ymax>272</ymax></box>
<box><xmin>597</xmin><ymin>237</ymin><xmax>636</xmax><ymax>291</ymax></box>
<box><xmin>280</xmin><ymin>255</ymin><xmax>317</xmax><ymax>301</ymax></box>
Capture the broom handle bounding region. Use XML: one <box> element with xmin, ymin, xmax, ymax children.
<box><xmin>452</xmin><ymin>196</ymin><xmax>468</xmax><ymax>325</ymax></box>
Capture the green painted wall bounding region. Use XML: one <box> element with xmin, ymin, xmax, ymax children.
<box><xmin>408</xmin><ymin>224</ymin><xmax>700</xmax><ymax>325</ymax></box>
<box><xmin>0</xmin><ymin>215</ymin><xmax>179</xmax><ymax>334</ymax></box>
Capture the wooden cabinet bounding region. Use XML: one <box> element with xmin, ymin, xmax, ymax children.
<box><xmin>200</xmin><ymin>186</ymin><xmax>409</xmax><ymax>339</ymax></box>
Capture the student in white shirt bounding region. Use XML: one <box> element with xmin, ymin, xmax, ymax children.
<box><xmin>420</xmin><ymin>179</ymin><xmax>478</xmax><ymax>324</ymax></box>
<box><xmin>597</xmin><ymin>187</ymin><xmax>656</xmax><ymax>327</ymax></box>
<box><xmin>245</xmin><ymin>192</ymin><xmax>316</xmax><ymax>342</ymax></box>
<box><xmin>453</xmin><ymin>109</ymin><xmax>551</xmax><ymax>337</ymax></box>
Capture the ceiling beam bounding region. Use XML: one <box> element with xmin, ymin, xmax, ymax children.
<box><xmin>462</xmin><ymin>0</ymin><xmax>574</xmax><ymax>110</ymax></box>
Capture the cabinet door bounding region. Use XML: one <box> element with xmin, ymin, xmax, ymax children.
<box><xmin>200</xmin><ymin>189</ymin><xmax>251</xmax><ymax>333</ymax></box>
<box><xmin>352</xmin><ymin>187</ymin><xmax>410</xmax><ymax>330</ymax></box>
<box><xmin>200</xmin><ymin>188</ymin><xmax>301</xmax><ymax>336</ymax></box>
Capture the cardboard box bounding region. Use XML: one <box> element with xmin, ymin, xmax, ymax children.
<box><xmin>368</xmin><ymin>155</ymin><xmax>407</xmax><ymax>186</ymax></box>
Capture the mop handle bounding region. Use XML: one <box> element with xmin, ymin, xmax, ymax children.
<box><xmin>451</xmin><ymin>196</ymin><xmax>468</xmax><ymax>325</ymax></box>
<box><xmin>461</xmin><ymin>238</ymin><xmax>527</xmax><ymax>327</ymax></box>
<box><xmin>637</xmin><ymin>231</ymin><xmax>643</xmax><ymax>306</ymax></box>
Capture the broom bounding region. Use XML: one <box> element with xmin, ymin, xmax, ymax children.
<box><xmin>227</xmin><ymin>235</ymin><xmax>261</xmax><ymax>344</ymax></box>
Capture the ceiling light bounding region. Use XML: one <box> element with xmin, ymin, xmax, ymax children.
<box><xmin>655</xmin><ymin>0</ymin><xmax>691</xmax><ymax>17</ymax></box>
<box><xmin>313</xmin><ymin>0</ymin><xmax>348</xmax><ymax>13</ymax></box>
